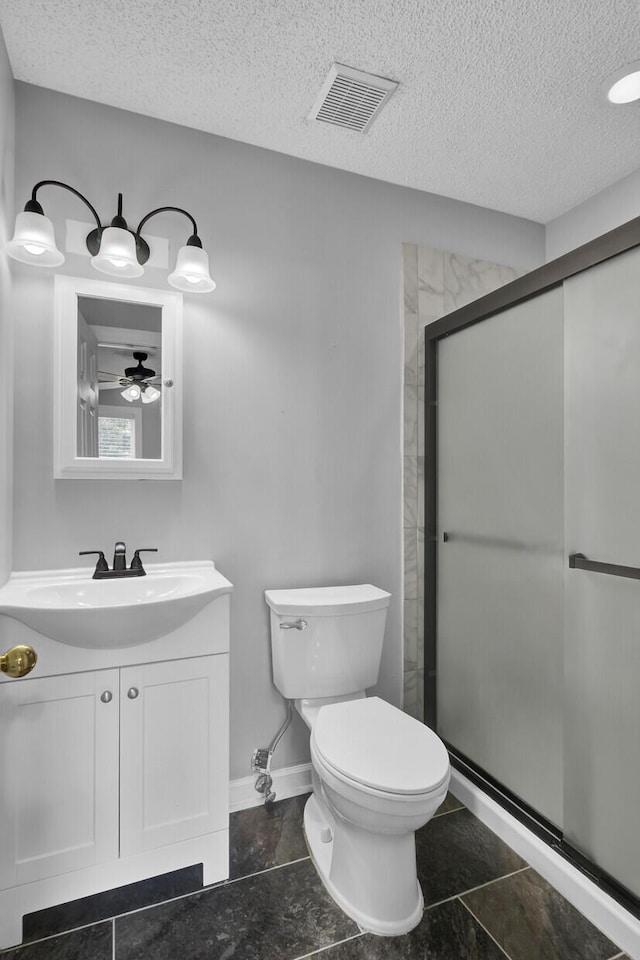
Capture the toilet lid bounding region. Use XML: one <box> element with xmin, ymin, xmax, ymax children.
<box><xmin>311</xmin><ymin>697</ymin><xmax>450</xmax><ymax>796</ymax></box>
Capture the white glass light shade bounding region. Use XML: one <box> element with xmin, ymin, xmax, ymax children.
<box><xmin>168</xmin><ymin>245</ymin><xmax>216</xmax><ymax>292</ymax></box>
<box><xmin>7</xmin><ymin>211</ymin><xmax>65</xmax><ymax>266</ymax></box>
<box><xmin>608</xmin><ymin>71</ymin><xmax>640</xmax><ymax>103</ymax></box>
<box><xmin>141</xmin><ymin>384</ymin><xmax>161</xmax><ymax>404</ymax></box>
<box><xmin>604</xmin><ymin>61</ymin><xmax>640</xmax><ymax>103</ymax></box>
<box><xmin>121</xmin><ymin>383</ymin><xmax>142</xmax><ymax>402</ymax></box>
<box><xmin>91</xmin><ymin>227</ymin><xmax>144</xmax><ymax>278</ymax></box>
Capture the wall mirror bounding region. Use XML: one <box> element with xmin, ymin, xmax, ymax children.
<box><xmin>54</xmin><ymin>276</ymin><xmax>183</xmax><ymax>479</ymax></box>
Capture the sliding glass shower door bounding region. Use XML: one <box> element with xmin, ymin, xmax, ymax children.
<box><xmin>433</xmin><ymin>241</ymin><xmax>640</xmax><ymax>900</ymax></box>
<box><xmin>563</xmin><ymin>245</ymin><xmax>640</xmax><ymax>898</ymax></box>
<box><xmin>436</xmin><ymin>287</ymin><xmax>565</xmax><ymax>828</ymax></box>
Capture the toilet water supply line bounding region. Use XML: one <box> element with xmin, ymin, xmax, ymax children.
<box><xmin>252</xmin><ymin>699</ymin><xmax>293</xmax><ymax>805</ymax></box>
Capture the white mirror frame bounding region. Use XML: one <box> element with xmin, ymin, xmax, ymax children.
<box><xmin>54</xmin><ymin>275</ymin><xmax>183</xmax><ymax>480</ymax></box>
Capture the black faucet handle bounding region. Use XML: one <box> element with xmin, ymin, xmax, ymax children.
<box><xmin>130</xmin><ymin>548</ymin><xmax>158</xmax><ymax>573</ymax></box>
<box><xmin>79</xmin><ymin>550</ymin><xmax>109</xmax><ymax>573</ymax></box>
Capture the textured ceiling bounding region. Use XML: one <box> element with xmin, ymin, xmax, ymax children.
<box><xmin>1</xmin><ymin>0</ymin><xmax>640</xmax><ymax>222</ymax></box>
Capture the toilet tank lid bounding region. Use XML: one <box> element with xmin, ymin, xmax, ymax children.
<box><xmin>264</xmin><ymin>584</ymin><xmax>391</xmax><ymax>616</ymax></box>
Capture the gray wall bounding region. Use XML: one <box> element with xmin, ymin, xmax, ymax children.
<box><xmin>11</xmin><ymin>82</ymin><xmax>544</xmax><ymax>778</ymax></box>
<box><xmin>0</xmin><ymin>33</ymin><xmax>14</xmax><ymax>588</ymax></box>
<box><xmin>546</xmin><ymin>167</ymin><xmax>640</xmax><ymax>261</ymax></box>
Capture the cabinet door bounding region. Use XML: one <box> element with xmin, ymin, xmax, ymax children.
<box><xmin>0</xmin><ymin>670</ymin><xmax>119</xmax><ymax>889</ymax></box>
<box><xmin>119</xmin><ymin>655</ymin><xmax>228</xmax><ymax>857</ymax></box>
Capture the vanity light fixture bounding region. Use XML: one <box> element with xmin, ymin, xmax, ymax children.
<box><xmin>7</xmin><ymin>181</ymin><xmax>216</xmax><ymax>292</ymax></box>
<box><xmin>604</xmin><ymin>60</ymin><xmax>640</xmax><ymax>103</ymax></box>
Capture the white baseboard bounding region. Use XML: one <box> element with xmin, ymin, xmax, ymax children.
<box><xmin>450</xmin><ymin>769</ymin><xmax>640</xmax><ymax>960</ymax></box>
<box><xmin>229</xmin><ymin>762</ymin><xmax>312</xmax><ymax>813</ymax></box>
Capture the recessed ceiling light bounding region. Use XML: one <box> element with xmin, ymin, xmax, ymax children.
<box><xmin>604</xmin><ymin>60</ymin><xmax>640</xmax><ymax>104</ymax></box>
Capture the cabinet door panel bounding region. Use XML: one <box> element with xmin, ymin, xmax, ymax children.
<box><xmin>0</xmin><ymin>670</ymin><xmax>119</xmax><ymax>888</ymax></box>
<box><xmin>120</xmin><ymin>656</ymin><xmax>228</xmax><ymax>857</ymax></box>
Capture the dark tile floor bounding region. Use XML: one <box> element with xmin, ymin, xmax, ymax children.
<box><xmin>1</xmin><ymin>792</ymin><xmax>629</xmax><ymax>960</ymax></box>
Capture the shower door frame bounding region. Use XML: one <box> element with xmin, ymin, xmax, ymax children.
<box><xmin>423</xmin><ymin>214</ymin><xmax>640</xmax><ymax>918</ymax></box>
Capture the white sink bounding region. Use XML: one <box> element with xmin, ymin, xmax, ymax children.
<box><xmin>0</xmin><ymin>561</ymin><xmax>233</xmax><ymax>648</ymax></box>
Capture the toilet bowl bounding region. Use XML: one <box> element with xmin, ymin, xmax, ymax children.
<box><xmin>301</xmin><ymin>695</ymin><xmax>449</xmax><ymax>935</ymax></box>
<box><xmin>265</xmin><ymin>584</ymin><xmax>451</xmax><ymax>936</ymax></box>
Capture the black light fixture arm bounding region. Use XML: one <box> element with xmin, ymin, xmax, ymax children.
<box><xmin>136</xmin><ymin>206</ymin><xmax>203</xmax><ymax>247</ymax></box>
<box><xmin>15</xmin><ymin>180</ymin><xmax>215</xmax><ymax>284</ymax></box>
<box><xmin>26</xmin><ymin>180</ymin><xmax>102</xmax><ymax>229</ymax></box>
<box><xmin>83</xmin><ymin>192</ymin><xmax>151</xmax><ymax>262</ymax></box>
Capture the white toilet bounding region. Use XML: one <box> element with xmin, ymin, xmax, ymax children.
<box><xmin>265</xmin><ymin>584</ymin><xmax>450</xmax><ymax>936</ymax></box>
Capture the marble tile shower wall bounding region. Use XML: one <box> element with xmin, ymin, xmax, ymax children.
<box><xmin>402</xmin><ymin>244</ymin><xmax>522</xmax><ymax>720</ymax></box>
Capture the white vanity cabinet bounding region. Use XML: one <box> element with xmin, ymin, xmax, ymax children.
<box><xmin>0</xmin><ymin>587</ymin><xmax>230</xmax><ymax>951</ymax></box>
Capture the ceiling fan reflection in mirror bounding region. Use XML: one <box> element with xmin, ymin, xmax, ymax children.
<box><xmin>99</xmin><ymin>351</ymin><xmax>162</xmax><ymax>404</ymax></box>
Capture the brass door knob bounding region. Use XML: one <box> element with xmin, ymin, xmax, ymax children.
<box><xmin>0</xmin><ymin>645</ymin><xmax>38</xmax><ymax>678</ymax></box>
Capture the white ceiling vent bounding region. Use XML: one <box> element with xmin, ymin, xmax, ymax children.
<box><xmin>309</xmin><ymin>63</ymin><xmax>398</xmax><ymax>133</ymax></box>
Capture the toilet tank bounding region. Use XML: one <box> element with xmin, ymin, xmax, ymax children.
<box><xmin>265</xmin><ymin>584</ymin><xmax>391</xmax><ymax>699</ymax></box>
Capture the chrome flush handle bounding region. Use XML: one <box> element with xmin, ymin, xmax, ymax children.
<box><xmin>279</xmin><ymin>619</ymin><xmax>308</xmax><ymax>631</ymax></box>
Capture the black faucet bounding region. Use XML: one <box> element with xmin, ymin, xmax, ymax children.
<box><xmin>113</xmin><ymin>541</ymin><xmax>127</xmax><ymax>571</ymax></box>
<box><xmin>79</xmin><ymin>543</ymin><xmax>158</xmax><ymax>579</ymax></box>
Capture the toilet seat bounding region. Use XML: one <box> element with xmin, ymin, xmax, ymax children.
<box><xmin>311</xmin><ymin>696</ymin><xmax>449</xmax><ymax>797</ymax></box>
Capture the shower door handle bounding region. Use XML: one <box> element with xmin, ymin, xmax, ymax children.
<box><xmin>568</xmin><ymin>553</ymin><xmax>640</xmax><ymax>580</ymax></box>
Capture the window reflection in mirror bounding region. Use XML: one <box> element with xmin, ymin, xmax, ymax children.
<box><xmin>76</xmin><ymin>297</ymin><xmax>162</xmax><ymax>461</ymax></box>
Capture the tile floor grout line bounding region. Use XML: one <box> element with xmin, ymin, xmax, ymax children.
<box><xmin>422</xmin><ymin>889</ymin><xmax>472</xmax><ymax>913</ymax></box>
<box><xmin>605</xmin><ymin>953</ymin><xmax>626</xmax><ymax>959</ymax></box>
<box><xmin>457</xmin><ymin>864</ymin><xmax>531</xmax><ymax>900</ymax></box>
<box><xmin>111</xmin><ymin>917</ymin><xmax>115</xmax><ymax>960</ymax></box>
<box><xmin>459</xmin><ymin>897</ymin><xmax>516</xmax><ymax>960</ymax></box>
<box><xmin>423</xmin><ymin>865</ymin><xmax>531</xmax><ymax>914</ymax></box>
<box><xmin>109</xmin><ymin>856</ymin><xmax>313</xmax><ymax>923</ymax></box>
<box><xmin>290</xmin><ymin>931</ymin><xmax>367</xmax><ymax>959</ymax></box>
<box><xmin>230</xmin><ymin>854</ymin><xmax>311</xmax><ymax>883</ymax></box>
<box><xmin>433</xmin><ymin>803</ymin><xmax>466</xmax><ymax>819</ymax></box>
<box><xmin>0</xmin><ymin>918</ymin><xmax>112</xmax><ymax>956</ymax></box>
<box><xmin>224</xmin><ymin>855</ymin><xmax>313</xmax><ymax>888</ymax></box>
<box><xmin>8</xmin><ymin>856</ymin><xmax>313</xmax><ymax>952</ymax></box>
